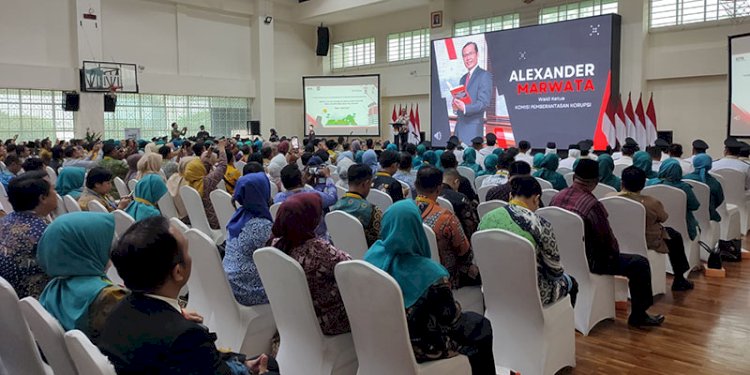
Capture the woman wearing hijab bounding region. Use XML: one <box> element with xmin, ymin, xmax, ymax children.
<box><xmin>38</xmin><ymin>212</ymin><xmax>127</xmax><ymax>343</ymax></box>
<box><xmin>268</xmin><ymin>193</ymin><xmax>352</xmax><ymax>335</ymax></box>
<box><xmin>434</xmin><ymin>150</ymin><xmax>444</xmax><ymax>170</ymax></box>
<box><xmin>413</xmin><ymin>144</ymin><xmax>426</xmax><ymax>169</ymax></box>
<box><xmin>166</xmin><ymin>156</ymin><xmax>196</xmax><ymax>223</ymax></box>
<box><xmin>647</xmin><ymin>158</ymin><xmax>700</xmax><ymax>240</ymax></box>
<box><xmin>124</xmin><ymin>174</ymin><xmax>168</xmax><ymax>222</ymax></box>
<box><xmin>362</xmin><ymin>149</ymin><xmax>379</xmax><ymax>175</ymax></box>
<box><xmin>459</xmin><ymin>148</ymin><xmax>482</xmax><ymax>174</ymax></box>
<box><xmin>386</xmin><ymin>143</ymin><xmax>398</xmax><ymax>152</ymax></box>
<box><xmin>354</xmin><ymin>150</ymin><xmax>364</xmax><ymax>164</ymax></box>
<box><xmin>597</xmin><ymin>154</ymin><xmax>621</xmax><ymax>191</ymax></box>
<box><xmin>223</xmin><ymin>172</ymin><xmax>274</xmax><ymax>306</ymax></box>
<box><xmin>184</xmin><ymin>141</ymin><xmax>228</xmax><ymax>230</ymax></box>
<box><xmin>56</xmin><ymin>166</ymin><xmax>86</xmax><ymax>199</ymax></box>
<box><xmin>421</xmin><ymin>150</ymin><xmax>437</xmax><ymax>168</ymax></box>
<box><xmin>136</xmin><ymin>153</ymin><xmax>163</xmax><ymax>180</ymax></box>
<box><xmin>532</xmin><ymin>153</ymin><xmax>544</xmax><ymax>170</ymax></box>
<box><xmin>125</xmin><ymin>154</ymin><xmax>142</xmax><ymax>182</ymax></box>
<box><xmin>477</xmin><ymin>154</ymin><xmax>499</xmax><ymax>177</ymax></box>
<box><xmin>533</xmin><ymin>154</ymin><xmax>567</xmax><ymax>190</ymax></box>
<box><xmin>365</xmin><ymin>200</ymin><xmax>494</xmax><ymax>374</ymax></box>
<box><xmin>684</xmin><ymin>154</ymin><xmax>724</xmax><ymax>222</ymax></box>
<box><xmin>633</xmin><ymin>151</ymin><xmax>657</xmax><ymax>179</ymax></box>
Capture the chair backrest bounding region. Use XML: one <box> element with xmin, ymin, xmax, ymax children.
<box><xmin>87</xmin><ymin>200</ymin><xmax>109</xmax><ymax>213</ymax></box>
<box><xmin>19</xmin><ymin>297</ymin><xmax>78</xmax><ymax>375</ymax></box>
<box><xmin>685</xmin><ymin>180</ymin><xmax>711</xmax><ymax>231</ymax></box>
<box><xmin>126</xmin><ymin>179</ymin><xmax>138</xmax><ymax>192</ymax></box>
<box><xmin>45</xmin><ymin>166</ymin><xmax>57</xmax><ymax>186</ymax></box>
<box><xmin>209</xmin><ymin>189</ymin><xmax>235</xmax><ymax>232</ymax></box>
<box><xmin>541</xmin><ymin>188</ymin><xmax>559</xmax><ymax>207</ymax></box>
<box><xmin>563</xmin><ymin>172</ymin><xmax>575</xmax><ymax>187</ymax></box>
<box><xmin>216</xmin><ymin>179</ymin><xmax>226</xmax><ymax>191</ymax></box>
<box><xmin>712</xmin><ymin>169</ymin><xmax>745</xmax><ymax>207</ymax></box>
<box><xmin>642</xmin><ymin>185</ymin><xmax>689</xmax><ymax>235</ymax></box>
<box><xmin>157</xmin><ymin>191</ymin><xmax>179</xmax><ymax>219</ymax></box>
<box><xmin>184</xmin><ymin>229</ymin><xmax>244</xmax><ymax>350</ymax></box>
<box><xmin>63</xmin><ymin>330</ymin><xmax>116</xmax><ymax>375</ymax></box>
<box><xmin>63</xmin><ymin>195</ymin><xmax>81</xmax><ymax>213</ymax></box>
<box><xmin>475</xmin><ymin>174</ymin><xmax>490</xmax><ymax>189</ymax></box>
<box><xmin>335</xmin><ymin>260</ymin><xmax>420</xmax><ymax>375</ymax></box>
<box><xmin>423</xmin><ymin>224</ymin><xmax>441</xmax><ymax>263</ymax></box>
<box><xmin>599</xmin><ymin>196</ymin><xmax>648</xmax><ymax>257</ymax></box>
<box><xmin>457</xmin><ymin>166</ymin><xmax>476</xmax><ymax>191</ymax></box>
<box><xmin>326</xmin><ymin>211</ymin><xmax>369</xmax><ymax>259</ymax></box>
<box><xmin>112</xmin><ymin>209</ymin><xmax>135</xmax><ymax>238</ymax></box>
<box><xmin>477</xmin><ymin>185</ymin><xmax>494</xmax><ymax>203</ymax></box>
<box><xmin>556</xmin><ymin>167</ymin><xmax>572</xmax><ymax>176</ymax></box>
<box><xmin>234</xmin><ymin>161</ymin><xmax>246</xmax><ymax>171</ymax></box>
<box><xmin>113</xmin><ymin>177</ymin><xmax>129</xmax><ymax>197</ymax></box>
<box><xmin>436</xmin><ymin>196</ymin><xmax>454</xmax><ymax>213</ymax></box>
<box><xmin>367</xmin><ymin>189</ymin><xmax>393</xmax><ymax>213</ymax></box>
<box><xmin>53</xmin><ymin>193</ymin><xmax>67</xmax><ymax>218</ymax></box>
<box><xmin>169</xmin><ymin>217</ymin><xmax>190</xmax><ymax>233</ymax></box>
<box><xmin>536</xmin><ymin>207</ymin><xmax>592</xmax><ymax>285</ymax></box>
<box><xmin>253</xmin><ymin>248</ymin><xmax>326</xmax><ymax>361</ymax></box>
<box><xmin>477</xmin><ymin>199</ymin><xmax>507</xmax><ymax>219</ymax></box>
<box><xmin>613</xmin><ymin>163</ymin><xmax>627</xmax><ymax>177</ymax></box>
<box><xmin>269</xmin><ymin>181</ymin><xmax>279</xmax><ymax>200</ymax></box>
<box><xmin>534</xmin><ymin>177</ymin><xmax>554</xmax><ymax>190</ymax></box>
<box><xmin>0</xmin><ymin>277</ymin><xmax>51</xmax><ymax>375</ymax></box>
<box><xmin>269</xmin><ymin>202</ymin><xmax>282</xmax><ymax>220</ymax></box>
<box><xmin>336</xmin><ymin>185</ymin><xmax>347</xmax><ymax>199</ymax></box>
<box><xmin>592</xmin><ymin>183</ymin><xmax>617</xmax><ymax>199</ymax></box>
<box><xmin>179</xmin><ymin>185</ymin><xmax>214</xmax><ymax>238</ymax></box>
<box><xmin>471</xmin><ymin>230</ymin><xmax>544</xmax><ymax>323</ymax></box>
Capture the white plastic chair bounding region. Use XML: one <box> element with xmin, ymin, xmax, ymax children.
<box><xmin>599</xmin><ymin>197</ymin><xmax>666</xmax><ymax>296</ymax></box>
<box><xmin>541</xmin><ymin>188</ymin><xmax>559</xmax><ymax>207</ymax></box>
<box><xmin>19</xmin><ymin>297</ymin><xmax>78</xmax><ymax>375</ymax></box>
<box><xmin>179</xmin><ymin>185</ymin><xmax>224</xmax><ymax>245</ymax></box>
<box><xmin>422</xmin><ymin>224</ymin><xmax>440</xmax><ymax>263</ymax></box>
<box><xmin>52</xmin><ymin>193</ymin><xmax>67</xmax><ymax>219</ymax></box>
<box><xmin>477</xmin><ymin>200</ymin><xmax>507</xmax><ymax>220</ymax></box>
<box><xmin>63</xmin><ymin>330</ymin><xmax>116</xmax><ymax>375</ymax></box>
<box><xmin>471</xmin><ymin>230</ymin><xmax>575</xmax><ymax>375</ymax></box>
<box><xmin>366</xmin><ymin>189</ymin><xmax>393</xmax><ymax>213</ymax></box>
<box><xmin>642</xmin><ymin>185</ymin><xmax>700</xmax><ymax>274</ymax></box>
<box><xmin>209</xmin><ymin>189</ymin><xmax>235</xmax><ymax>233</ymax></box>
<box><xmin>592</xmin><ymin>183</ymin><xmax>617</xmax><ymax>199</ymax></box>
<box><xmin>474</xmin><ymin>174</ymin><xmax>490</xmax><ymax>189</ymax></box>
<box><xmin>563</xmin><ymin>172</ymin><xmax>575</xmax><ymax>187</ymax></box>
<box><xmin>613</xmin><ymin>163</ymin><xmax>627</xmax><ymax>177</ymax></box>
<box><xmin>157</xmin><ymin>191</ymin><xmax>180</xmax><ymax>220</ymax></box>
<box><xmin>477</xmin><ymin>185</ymin><xmax>494</xmax><ymax>203</ymax></box>
<box><xmin>234</xmin><ymin>161</ymin><xmax>246</xmax><ymax>171</ymax></box>
<box><xmin>184</xmin><ymin>229</ymin><xmax>276</xmax><ymax>356</ymax></box>
<box><xmin>113</xmin><ymin>209</ymin><xmax>135</xmax><ymax>238</ymax></box>
<box><xmin>436</xmin><ymin>196</ymin><xmax>454</xmax><ymax>213</ymax></box>
<box><xmin>326</xmin><ymin>211</ymin><xmax>369</xmax><ymax>260</ymax></box>
<box><xmin>127</xmin><ymin>179</ymin><xmax>138</xmax><ymax>192</ymax></box>
<box><xmin>216</xmin><ymin>179</ymin><xmax>226</xmax><ymax>191</ymax></box>
<box><xmin>334</xmin><ymin>260</ymin><xmax>472</xmax><ymax>375</ymax></box>
<box><xmin>336</xmin><ymin>185</ymin><xmax>347</xmax><ymax>199</ymax></box>
<box><xmin>169</xmin><ymin>217</ymin><xmax>190</xmax><ymax>233</ymax></box>
<box><xmin>87</xmin><ymin>200</ymin><xmax>109</xmax><ymax>213</ymax></box>
<box><xmin>712</xmin><ymin>169</ymin><xmax>750</xmax><ymax>233</ymax></box>
<box><xmin>536</xmin><ymin>207</ymin><xmax>615</xmax><ymax>336</ymax></box>
<box><xmin>254</xmin><ymin>248</ymin><xmax>358</xmax><ymax>375</ymax></box>
<box><xmin>557</xmin><ymin>167</ymin><xmax>572</xmax><ymax>176</ymax></box>
<box><xmin>685</xmin><ymin>180</ymin><xmax>719</xmax><ymax>254</ymax></box>
<box><xmin>535</xmin><ymin>177</ymin><xmax>554</xmax><ymax>190</ymax></box>
<box><xmin>45</xmin><ymin>166</ymin><xmax>57</xmax><ymax>187</ymax></box>
<box><xmin>63</xmin><ymin>195</ymin><xmax>81</xmax><ymax>213</ymax></box>
<box><xmin>270</xmin><ymin>202</ymin><xmax>282</xmax><ymax>220</ymax></box>
<box><xmin>270</xmin><ymin>181</ymin><xmax>279</xmax><ymax>200</ymax></box>
<box><xmin>457</xmin><ymin>166</ymin><xmax>476</xmax><ymax>192</ymax></box>
<box><xmin>711</xmin><ymin>173</ymin><xmax>742</xmax><ymax>240</ymax></box>
<box><xmin>398</xmin><ymin>180</ymin><xmax>411</xmax><ymax>198</ymax></box>
<box><xmin>0</xmin><ymin>277</ymin><xmax>53</xmax><ymax>375</ymax></box>
<box><xmin>113</xmin><ymin>177</ymin><xmax>129</xmax><ymax>197</ymax></box>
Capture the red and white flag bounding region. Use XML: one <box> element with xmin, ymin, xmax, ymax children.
<box><xmin>601</xmin><ymin>96</ymin><xmax>617</xmax><ymax>148</ymax></box>
<box><xmin>625</xmin><ymin>93</ymin><xmax>637</xmax><ymax>143</ymax></box>
<box><xmin>391</xmin><ymin>104</ymin><xmax>397</xmax><ymax>123</ymax></box>
<box><xmin>408</xmin><ymin>105</ymin><xmax>420</xmax><ymax>144</ymax></box>
<box><xmin>415</xmin><ymin>104</ymin><xmax>422</xmax><ymax>138</ymax></box>
<box><xmin>635</xmin><ymin>94</ymin><xmax>647</xmax><ymax>147</ymax></box>
<box><xmin>645</xmin><ymin>94</ymin><xmax>658</xmax><ymax>146</ymax></box>
<box><xmin>615</xmin><ymin>94</ymin><xmax>627</xmax><ymax>146</ymax></box>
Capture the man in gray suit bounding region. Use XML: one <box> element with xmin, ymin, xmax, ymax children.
<box><xmin>453</xmin><ymin>42</ymin><xmax>493</xmax><ymax>144</ymax></box>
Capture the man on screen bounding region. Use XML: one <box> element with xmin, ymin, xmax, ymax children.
<box><xmin>453</xmin><ymin>42</ymin><xmax>493</xmax><ymax>143</ymax></box>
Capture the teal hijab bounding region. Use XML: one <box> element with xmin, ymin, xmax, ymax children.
<box><xmin>413</xmin><ymin>144</ymin><xmax>426</xmax><ymax>169</ymax></box>
<box><xmin>434</xmin><ymin>150</ymin><xmax>444</xmax><ymax>170</ymax></box>
<box><xmin>38</xmin><ymin>212</ymin><xmax>116</xmax><ymax>331</ymax></box>
<box><xmin>533</xmin><ymin>154</ymin><xmax>567</xmax><ymax>190</ymax></box>
<box><xmin>386</xmin><ymin>143</ymin><xmax>398</xmax><ymax>151</ymax></box>
<box><xmin>422</xmin><ymin>150</ymin><xmax>437</xmax><ymax>167</ymax></box>
<box><xmin>691</xmin><ymin>154</ymin><xmax>712</xmax><ymax>183</ymax></box>
<box><xmin>493</xmin><ymin>148</ymin><xmax>504</xmax><ymax>157</ymax></box>
<box><xmin>125</xmin><ymin>174</ymin><xmax>168</xmax><ymax>221</ymax></box>
<box><xmin>633</xmin><ymin>151</ymin><xmax>657</xmax><ymax>179</ymax></box>
<box><xmin>364</xmin><ymin>200</ymin><xmax>449</xmax><ymax>308</ymax></box>
<box><xmin>649</xmin><ymin>158</ymin><xmax>699</xmax><ymax>240</ymax></box>
<box><xmin>656</xmin><ymin>158</ymin><xmax>683</xmax><ymax>182</ymax></box>
<box><xmin>597</xmin><ymin>154</ymin><xmax>621</xmax><ymax>191</ymax></box>
<box><xmin>355</xmin><ymin>150</ymin><xmax>365</xmax><ymax>163</ymax></box>
<box><xmin>460</xmin><ymin>148</ymin><xmax>482</xmax><ymax>173</ymax></box>
<box><xmin>533</xmin><ymin>153</ymin><xmax>544</xmax><ymax>169</ymax></box>
<box><xmin>56</xmin><ymin>167</ymin><xmax>86</xmax><ymax>198</ymax></box>
<box><xmin>478</xmin><ymin>154</ymin><xmax>499</xmax><ymax>176</ymax></box>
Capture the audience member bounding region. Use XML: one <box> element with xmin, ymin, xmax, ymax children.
<box><xmin>654</xmin><ymin>138</ymin><xmax>670</xmax><ymax>161</ymax></box>
<box><xmin>372</xmin><ymin>149</ymin><xmax>405</xmax><ymax>202</ymax></box>
<box><xmin>559</xmin><ymin>144</ymin><xmax>580</xmax><ymax>170</ymax></box>
<box><xmin>442</xmin><ymin>151</ymin><xmax>479</xmax><ymax>202</ymax></box>
<box><xmin>668</xmin><ymin>143</ymin><xmax>693</xmax><ymax>175</ymax></box>
<box><xmin>647</xmin><ymin>159</ymin><xmax>700</xmax><ymax>241</ymax></box>
<box><xmin>331</xmin><ymin>164</ymin><xmax>383</xmax><ymax>246</ymax></box>
<box><xmin>125</xmin><ymin>153</ymin><xmax>142</xmax><ymax>182</ymax></box>
<box><xmin>471</xmin><ymin>137</ymin><xmax>486</xmax><ymax>167</ymax></box>
<box><xmin>515</xmin><ymin>140</ymin><xmax>533</xmax><ymax>165</ymax></box>
<box><xmin>158</xmin><ymin>145</ymin><xmax>178</xmax><ymax>179</ymax></box>
<box><xmin>633</xmin><ymin>150</ymin><xmax>657</xmax><ymax>179</ymax></box>
<box><xmin>477</xmin><ymin>154</ymin><xmax>498</xmax><ymax>176</ymax></box>
<box><xmin>224</xmin><ymin>149</ymin><xmax>241</xmax><ymax>194</ymax></box>
<box><xmin>243</xmin><ymin>161</ymin><xmax>265</xmax><ymax>175</ymax></box>
<box><xmin>533</xmin><ymin>153</ymin><xmax>567</xmax><ymax>190</ymax></box>
<box><xmin>393</xmin><ymin>152</ymin><xmax>416</xmax><ymax>198</ymax></box>
<box><xmin>166</xmin><ymin>156</ymin><xmax>197</xmax><ymax>223</ymax></box>
<box><xmin>480</xmin><ymin>153</ymin><xmax>516</xmax><ymax>188</ymax></box>
<box><xmin>647</xmin><ymin>146</ymin><xmax>663</xmax><ymax>172</ymax></box>
<box><xmin>136</xmin><ymin>152</ymin><xmax>163</xmax><ymax>180</ymax></box>
<box><xmin>460</xmin><ymin>147</ymin><xmax>482</xmax><ymax>174</ymax></box>
<box><xmin>79</xmin><ymin>167</ymin><xmax>128</xmax><ymax>212</ymax></box>
<box><xmin>479</xmin><ymin>133</ymin><xmax>497</xmax><ymax>157</ymax></box>
<box><xmin>486</xmin><ymin>160</ymin><xmax>532</xmax><ymax>202</ymax></box>
<box><xmin>184</xmin><ymin>140</ymin><xmax>228</xmax><ymax>229</ymax></box>
<box><xmin>63</xmin><ymin>143</ymin><xmax>102</xmax><ymax>169</ymax></box>
<box><xmin>0</xmin><ymin>153</ymin><xmax>21</xmax><ymax>189</ymax></box>
<box><xmin>267</xmin><ymin>140</ymin><xmax>289</xmax><ymax>186</ymax></box>
<box><xmin>597</xmin><ymin>154</ymin><xmax>621</xmax><ymax>191</ymax></box>
<box><xmin>683</xmin><ymin>154</ymin><xmax>724</xmax><ymax>222</ymax></box>
<box><xmin>614</xmin><ymin>138</ymin><xmax>638</xmax><ymax>167</ymax></box>
<box><xmin>274</xmin><ymin>164</ymin><xmax>336</xmax><ymax>238</ymax></box>
<box><xmin>684</xmin><ymin>139</ymin><xmax>708</xmax><ymax>165</ymax></box>
<box><xmin>441</xmin><ymin>167</ymin><xmax>480</xmax><ymax>239</ymax></box>
<box><xmin>55</xmin><ymin>166</ymin><xmax>86</xmax><ymax>199</ymax></box>
<box><xmin>100</xmin><ymin>143</ymin><xmax>128</xmax><ymax>181</ymax></box>
<box><xmin>21</xmin><ymin>157</ymin><xmax>44</xmax><ymax>172</ymax></box>
<box><xmin>125</xmin><ymin>174</ymin><xmax>168</xmax><ymax>221</ymax></box>
<box><xmin>713</xmin><ymin>137</ymin><xmax>750</xmax><ymax>189</ymax></box>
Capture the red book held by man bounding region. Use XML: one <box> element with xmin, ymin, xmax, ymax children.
<box><xmin>450</xmin><ymin>85</ymin><xmax>472</xmax><ymax>105</ymax></box>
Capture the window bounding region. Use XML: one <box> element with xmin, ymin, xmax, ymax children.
<box><xmin>454</xmin><ymin>14</ymin><xmax>521</xmax><ymax>36</ymax></box>
<box><xmin>0</xmin><ymin>89</ymin><xmax>74</xmax><ymax>141</ymax></box>
<box><xmin>387</xmin><ymin>29</ymin><xmax>430</xmax><ymax>62</ymax></box>
<box><xmin>331</xmin><ymin>37</ymin><xmax>376</xmax><ymax>69</ymax></box>
<box><xmin>104</xmin><ymin>94</ymin><xmax>250</xmax><ymax>140</ymax></box>
<box><xmin>539</xmin><ymin>0</ymin><xmax>618</xmax><ymax>24</ymax></box>
<box><xmin>650</xmin><ymin>0</ymin><xmax>748</xmax><ymax>28</ymax></box>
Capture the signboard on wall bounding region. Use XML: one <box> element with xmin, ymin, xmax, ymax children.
<box><xmin>124</xmin><ymin>128</ymin><xmax>141</xmax><ymax>140</ymax></box>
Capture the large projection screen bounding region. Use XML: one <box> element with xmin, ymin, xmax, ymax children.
<box><xmin>430</xmin><ymin>14</ymin><xmax>620</xmax><ymax>149</ymax></box>
<box><xmin>303</xmin><ymin>75</ymin><xmax>380</xmax><ymax>137</ymax></box>
<box><xmin>729</xmin><ymin>33</ymin><xmax>750</xmax><ymax>137</ymax></box>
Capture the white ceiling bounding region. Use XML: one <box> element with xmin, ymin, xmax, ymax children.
<box><xmin>289</xmin><ymin>0</ymin><xmax>430</xmax><ymax>25</ymax></box>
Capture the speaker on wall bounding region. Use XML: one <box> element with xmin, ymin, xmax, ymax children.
<box><xmin>657</xmin><ymin>130</ymin><xmax>673</xmax><ymax>145</ymax></box>
<box><xmin>316</xmin><ymin>26</ymin><xmax>330</xmax><ymax>56</ymax></box>
<box><xmin>63</xmin><ymin>92</ymin><xmax>79</xmax><ymax>111</ymax></box>
<box><xmin>249</xmin><ymin>120</ymin><xmax>261</xmax><ymax>135</ymax></box>
<box><xmin>104</xmin><ymin>94</ymin><xmax>117</xmax><ymax>112</ymax></box>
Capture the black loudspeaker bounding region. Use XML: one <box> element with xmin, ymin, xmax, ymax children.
<box><xmin>316</xmin><ymin>26</ymin><xmax>330</xmax><ymax>56</ymax></box>
<box><xmin>420</xmin><ymin>131</ymin><xmax>426</xmax><ymax>141</ymax></box>
<box><xmin>250</xmin><ymin>120</ymin><xmax>261</xmax><ymax>135</ymax></box>
<box><xmin>657</xmin><ymin>130</ymin><xmax>673</xmax><ymax>144</ymax></box>
<box><xmin>104</xmin><ymin>94</ymin><xmax>117</xmax><ymax>112</ymax></box>
<box><xmin>63</xmin><ymin>92</ymin><xmax>79</xmax><ymax>111</ymax></box>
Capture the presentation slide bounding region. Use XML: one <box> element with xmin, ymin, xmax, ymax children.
<box><xmin>730</xmin><ymin>34</ymin><xmax>750</xmax><ymax>137</ymax></box>
<box><xmin>430</xmin><ymin>14</ymin><xmax>621</xmax><ymax>149</ymax></box>
<box><xmin>303</xmin><ymin>75</ymin><xmax>380</xmax><ymax>137</ymax></box>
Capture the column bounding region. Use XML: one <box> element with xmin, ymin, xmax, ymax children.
<box><xmin>617</xmin><ymin>0</ymin><xmax>648</xmax><ymax>96</ymax></box>
<box><xmin>74</xmin><ymin>0</ymin><xmax>105</xmax><ymax>139</ymax></box>
<box><xmin>251</xmin><ymin>0</ymin><xmax>275</xmax><ymax>137</ymax></box>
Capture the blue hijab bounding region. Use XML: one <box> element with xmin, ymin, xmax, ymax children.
<box><xmin>227</xmin><ymin>172</ymin><xmax>273</xmax><ymax>240</ymax></box>
<box><xmin>38</xmin><ymin>212</ymin><xmax>116</xmax><ymax>331</ymax></box>
<box><xmin>362</xmin><ymin>150</ymin><xmax>379</xmax><ymax>175</ymax></box>
<box><xmin>365</xmin><ymin>200</ymin><xmax>448</xmax><ymax>308</ymax></box>
<box><xmin>691</xmin><ymin>154</ymin><xmax>712</xmax><ymax>183</ymax></box>
<box><xmin>125</xmin><ymin>174</ymin><xmax>168</xmax><ymax>221</ymax></box>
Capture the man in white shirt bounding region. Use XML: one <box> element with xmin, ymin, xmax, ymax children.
<box><xmin>614</xmin><ymin>138</ymin><xmax>638</xmax><ymax>167</ymax></box>
<box><xmin>267</xmin><ymin>140</ymin><xmax>290</xmax><ymax>186</ymax></box>
<box><xmin>515</xmin><ymin>140</ymin><xmax>533</xmax><ymax>165</ymax></box>
<box><xmin>447</xmin><ymin>136</ymin><xmax>463</xmax><ymax>164</ymax></box>
<box><xmin>559</xmin><ymin>144</ymin><xmax>580</xmax><ymax>170</ymax></box>
<box><xmin>713</xmin><ymin>138</ymin><xmax>750</xmax><ymax>190</ymax></box>
<box><xmin>478</xmin><ymin>133</ymin><xmax>497</xmax><ymax>158</ymax></box>
<box><xmin>668</xmin><ymin>143</ymin><xmax>693</xmax><ymax>175</ymax></box>
<box><xmin>655</xmin><ymin>138</ymin><xmax>670</xmax><ymax>162</ymax></box>
<box><xmin>471</xmin><ymin>137</ymin><xmax>485</xmax><ymax>168</ymax></box>
<box><xmin>62</xmin><ymin>143</ymin><xmax>103</xmax><ymax>169</ymax></box>
<box><xmin>683</xmin><ymin>139</ymin><xmax>709</xmax><ymax>166</ymax></box>
<box><xmin>545</xmin><ymin>142</ymin><xmax>557</xmax><ymax>155</ymax></box>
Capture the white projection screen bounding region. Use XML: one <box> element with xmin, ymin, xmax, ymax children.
<box><xmin>729</xmin><ymin>33</ymin><xmax>750</xmax><ymax>137</ymax></box>
<box><xmin>303</xmin><ymin>75</ymin><xmax>380</xmax><ymax>137</ymax></box>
